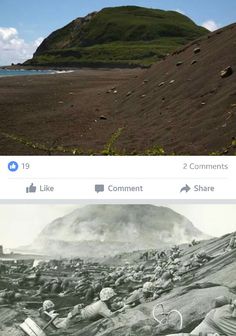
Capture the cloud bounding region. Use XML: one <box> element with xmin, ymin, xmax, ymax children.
<box><xmin>175</xmin><ymin>9</ymin><xmax>186</xmax><ymax>15</ymax></box>
<box><xmin>0</xmin><ymin>27</ymin><xmax>43</xmax><ymax>65</ymax></box>
<box><xmin>202</xmin><ymin>20</ymin><xmax>220</xmax><ymax>32</ymax></box>
<box><xmin>34</xmin><ymin>37</ymin><xmax>44</xmax><ymax>48</ymax></box>
<box><xmin>0</xmin><ymin>27</ymin><xmax>18</xmax><ymax>41</ymax></box>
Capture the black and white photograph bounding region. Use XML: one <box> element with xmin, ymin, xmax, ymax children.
<box><xmin>0</xmin><ymin>204</ymin><xmax>236</xmax><ymax>336</ymax></box>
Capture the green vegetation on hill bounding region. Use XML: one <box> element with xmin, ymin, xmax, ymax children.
<box><xmin>25</xmin><ymin>6</ymin><xmax>208</xmax><ymax>67</ymax></box>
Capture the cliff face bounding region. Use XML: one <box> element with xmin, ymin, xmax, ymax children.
<box><xmin>34</xmin><ymin>12</ymin><xmax>98</xmax><ymax>55</ymax></box>
<box><xmin>26</xmin><ymin>6</ymin><xmax>208</xmax><ymax>67</ymax></box>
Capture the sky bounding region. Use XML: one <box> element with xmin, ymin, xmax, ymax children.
<box><xmin>0</xmin><ymin>0</ymin><xmax>235</xmax><ymax>65</ymax></box>
<box><xmin>0</xmin><ymin>204</ymin><xmax>235</xmax><ymax>249</ymax></box>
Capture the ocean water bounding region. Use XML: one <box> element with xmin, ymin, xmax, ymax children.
<box><xmin>0</xmin><ymin>69</ymin><xmax>74</xmax><ymax>77</ymax></box>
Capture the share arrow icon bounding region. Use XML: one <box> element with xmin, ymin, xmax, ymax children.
<box><xmin>180</xmin><ymin>184</ymin><xmax>191</xmax><ymax>193</ymax></box>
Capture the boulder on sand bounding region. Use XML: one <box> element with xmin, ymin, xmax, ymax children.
<box><xmin>220</xmin><ymin>66</ymin><xmax>233</xmax><ymax>78</ymax></box>
<box><xmin>193</xmin><ymin>47</ymin><xmax>201</xmax><ymax>54</ymax></box>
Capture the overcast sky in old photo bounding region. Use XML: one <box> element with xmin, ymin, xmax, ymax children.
<box><xmin>0</xmin><ymin>204</ymin><xmax>235</xmax><ymax>248</ymax></box>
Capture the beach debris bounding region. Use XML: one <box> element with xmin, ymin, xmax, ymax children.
<box><xmin>20</xmin><ymin>316</ymin><xmax>57</xmax><ymax>336</ymax></box>
<box><xmin>58</xmin><ymin>101</ymin><xmax>64</xmax><ymax>104</ymax></box>
<box><xmin>226</xmin><ymin>112</ymin><xmax>233</xmax><ymax>120</ymax></box>
<box><xmin>158</xmin><ymin>82</ymin><xmax>165</xmax><ymax>87</ymax></box>
<box><xmin>194</xmin><ymin>47</ymin><xmax>201</xmax><ymax>54</ymax></box>
<box><xmin>126</xmin><ymin>91</ymin><xmax>133</xmax><ymax>97</ymax></box>
<box><xmin>141</xmin><ymin>94</ymin><xmax>146</xmax><ymax>98</ymax></box>
<box><xmin>176</xmin><ymin>61</ymin><xmax>183</xmax><ymax>67</ymax></box>
<box><xmin>169</xmin><ymin>80</ymin><xmax>175</xmax><ymax>84</ymax></box>
<box><xmin>106</xmin><ymin>87</ymin><xmax>118</xmax><ymax>94</ymax></box>
<box><xmin>220</xmin><ymin>66</ymin><xmax>233</xmax><ymax>78</ymax></box>
<box><xmin>143</xmin><ymin>79</ymin><xmax>149</xmax><ymax>84</ymax></box>
<box><xmin>99</xmin><ymin>115</ymin><xmax>107</xmax><ymax>120</ymax></box>
<box><xmin>106</xmin><ymin>87</ymin><xmax>117</xmax><ymax>93</ymax></box>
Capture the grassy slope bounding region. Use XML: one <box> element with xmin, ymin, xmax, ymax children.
<box><xmin>26</xmin><ymin>6</ymin><xmax>208</xmax><ymax>67</ymax></box>
<box><xmin>78</xmin><ymin>7</ymin><xmax>207</xmax><ymax>44</ymax></box>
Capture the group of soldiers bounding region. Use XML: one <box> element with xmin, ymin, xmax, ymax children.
<box><xmin>1</xmin><ymin>233</ymin><xmax>236</xmax><ymax>334</ymax></box>
<box><xmin>32</xmin><ymin>244</ymin><xmax>215</xmax><ymax>330</ymax></box>
<box><xmin>0</xmin><ymin>243</ymin><xmax>213</xmax><ymax>307</ymax></box>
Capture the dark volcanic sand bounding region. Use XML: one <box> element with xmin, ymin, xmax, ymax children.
<box><xmin>0</xmin><ymin>69</ymin><xmax>143</xmax><ymax>155</ymax></box>
<box><xmin>0</xmin><ymin>24</ymin><xmax>236</xmax><ymax>155</ymax></box>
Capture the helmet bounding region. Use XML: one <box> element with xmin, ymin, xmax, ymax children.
<box><xmin>214</xmin><ymin>296</ymin><xmax>230</xmax><ymax>308</ymax></box>
<box><xmin>43</xmin><ymin>300</ymin><xmax>55</xmax><ymax>311</ymax></box>
<box><xmin>197</xmin><ymin>251</ymin><xmax>206</xmax><ymax>258</ymax></box>
<box><xmin>143</xmin><ymin>282</ymin><xmax>154</xmax><ymax>293</ymax></box>
<box><xmin>15</xmin><ymin>293</ymin><xmax>22</xmax><ymax>301</ymax></box>
<box><xmin>162</xmin><ymin>271</ymin><xmax>172</xmax><ymax>281</ymax></box>
<box><xmin>100</xmin><ymin>288</ymin><xmax>116</xmax><ymax>302</ymax></box>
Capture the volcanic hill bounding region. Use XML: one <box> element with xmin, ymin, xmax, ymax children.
<box><xmin>19</xmin><ymin>205</ymin><xmax>208</xmax><ymax>258</ymax></box>
<box><xmin>25</xmin><ymin>6</ymin><xmax>208</xmax><ymax>67</ymax></box>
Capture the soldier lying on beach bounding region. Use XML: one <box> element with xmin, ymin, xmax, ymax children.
<box><xmin>40</xmin><ymin>287</ymin><xmax>124</xmax><ymax>329</ymax></box>
<box><xmin>191</xmin><ymin>296</ymin><xmax>236</xmax><ymax>336</ymax></box>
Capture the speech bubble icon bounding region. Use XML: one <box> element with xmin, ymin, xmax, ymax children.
<box><xmin>95</xmin><ymin>184</ymin><xmax>105</xmax><ymax>193</ymax></box>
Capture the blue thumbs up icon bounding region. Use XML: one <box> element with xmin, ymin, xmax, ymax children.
<box><xmin>8</xmin><ymin>161</ymin><xmax>19</xmax><ymax>172</ymax></box>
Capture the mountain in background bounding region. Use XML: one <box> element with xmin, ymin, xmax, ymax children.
<box><xmin>25</xmin><ymin>6</ymin><xmax>208</xmax><ymax>67</ymax></box>
<box><xmin>20</xmin><ymin>205</ymin><xmax>209</xmax><ymax>258</ymax></box>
